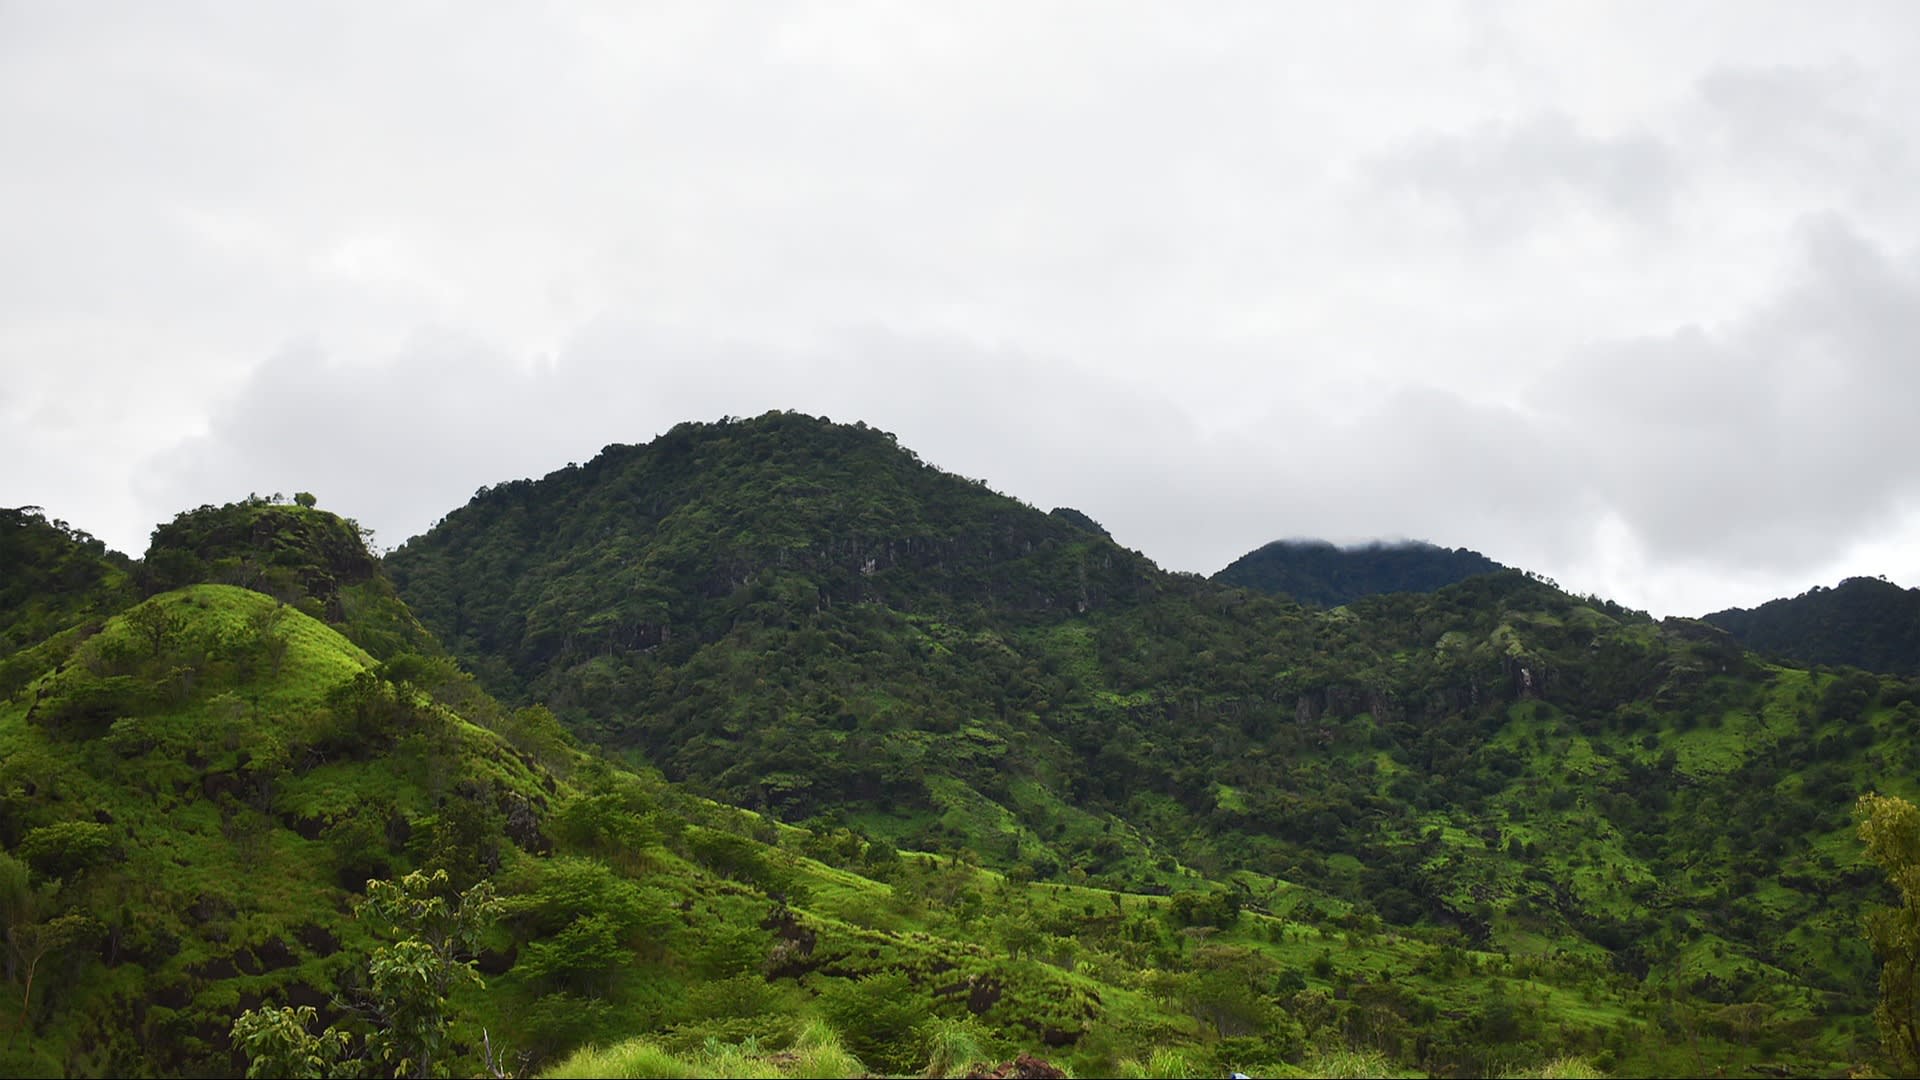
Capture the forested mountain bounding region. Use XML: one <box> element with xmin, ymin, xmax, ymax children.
<box><xmin>1704</xmin><ymin>576</ymin><xmax>1920</xmax><ymax>676</ymax></box>
<box><xmin>1212</xmin><ymin>538</ymin><xmax>1505</xmax><ymax>607</ymax></box>
<box><xmin>6</xmin><ymin>413</ymin><xmax>1920</xmax><ymax>1077</ymax></box>
<box><xmin>385</xmin><ymin>411</ymin><xmax>1920</xmax><ymax>1074</ymax></box>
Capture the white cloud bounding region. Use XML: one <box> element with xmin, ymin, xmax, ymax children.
<box><xmin>1368</xmin><ymin>112</ymin><xmax>1679</xmax><ymax>238</ymax></box>
<box><xmin>6</xmin><ymin>2</ymin><xmax>1920</xmax><ymax>617</ymax></box>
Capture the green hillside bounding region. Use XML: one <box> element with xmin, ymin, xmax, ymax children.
<box><xmin>0</xmin><ymin>582</ymin><xmax>520</xmax><ymax>1073</ymax></box>
<box><xmin>1213</xmin><ymin>538</ymin><xmax>1506</xmax><ymax>608</ymax></box>
<box><xmin>5</xmin><ymin>414</ymin><xmax>1918</xmax><ymax>1077</ymax></box>
<box><xmin>0</xmin><ymin>536</ymin><xmax>1660</xmax><ymax>1079</ymax></box>
<box><xmin>1705</xmin><ymin>576</ymin><xmax>1920</xmax><ymax>676</ymax></box>
<box><xmin>382</xmin><ymin>410</ymin><xmax>1919</xmax><ymax>1075</ymax></box>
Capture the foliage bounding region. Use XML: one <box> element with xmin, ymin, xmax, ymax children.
<box><xmin>356</xmin><ymin>870</ymin><xmax>502</xmax><ymax>1078</ymax></box>
<box><xmin>229</xmin><ymin>1005</ymin><xmax>355</xmax><ymax>1079</ymax></box>
<box><xmin>231</xmin><ymin>870</ymin><xmax>502</xmax><ymax>1080</ymax></box>
<box><xmin>1857</xmin><ymin>792</ymin><xmax>1920</xmax><ymax>1072</ymax></box>
<box><xmin>0</xmin><ymin>506</ymin><xmax>132</xmax><ymax>698</ymax></box>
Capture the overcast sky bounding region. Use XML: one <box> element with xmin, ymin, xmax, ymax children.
<box><xmin>5</xmin><ymin>2</ymin><xmax>1920</xmax><ymax>617</ymax></box>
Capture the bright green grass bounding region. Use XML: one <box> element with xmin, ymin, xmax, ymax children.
<box><xmin>544</xmin><ymin>1019</ymin><xmax>865</xmax><ymax>1079</ymax></box>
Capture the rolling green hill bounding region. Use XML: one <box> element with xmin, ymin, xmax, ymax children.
<box><xmin>1705</xmin><ymin>576</ymin><xmax>1920</xmax><ymax>676</ymax></box>
<box><xmin>1212</xmin><ymin>538</ymin><xmax>1505</xmax><ymax>607</ymax></box>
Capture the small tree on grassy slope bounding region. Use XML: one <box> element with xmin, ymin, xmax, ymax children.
<box><xmin>232</xmin><ymin>869</ymin><xmax>501</xmax><ymax>1079</ymax></box>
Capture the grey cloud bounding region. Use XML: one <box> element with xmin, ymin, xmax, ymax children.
<box><xmin>133</xmin><ymin>223</ymin><xmax>1920</xmax><ymax>614</ymax></box>
<box><xmin>138</xmin><ymin>321</ymin><xmax>1589</xmax><ymax>598</ymax></box>
<box><xmin>1369</xmin><ymin>112</ymin><xmax>1679</xmax><ymax>236</ymax></box>
<box><xmin>1532</xmin><ymin>216</ymin><xmax>1920</xmax><ymax>571</ymax></box>
<box><xmin>1697</xmin><ymin>64</ymin><xmax>1911</xmax><ymax>181</ymax></box>
<box><xmin>13</xmin><ymin>3</ymin><xmax>1920</xmax><ymax>618</ymax></box>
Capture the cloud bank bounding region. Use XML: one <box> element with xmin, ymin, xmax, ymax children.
<box><xmin>6</xmin><ymin>3</ymin><xmax>1920</xmax><ymax>616</ymax></box>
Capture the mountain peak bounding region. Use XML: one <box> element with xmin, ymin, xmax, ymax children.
<box><xmin>388</xmin><ymin>412</ymin><xmax>1159</xmax><ymax>701</ymax></box>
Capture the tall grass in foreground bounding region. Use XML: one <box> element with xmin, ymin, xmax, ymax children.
<box><xmin>917</xmin><ymin>1016</ymin><xmax>995</xmax><ymax>1078</ymax></box>
<box><xmin>1499</xmin><ymin>1055</ymin><xmax>1606</xmax><ymax>1079</ymax></box>
<box><xmin>1113</xmin><ymin>1046</ymin><xmax>1202</xmax><ymax>1078</ymax></box>
<box><xmin>1298</xmin><ymin>1045</ymin><xmax>1397</xmax><ymax>1078</ymax></box>
<box><xmin>542</xmin><ymin>1018</ymin><xmax>864</xmax><ymax>1079</ymax></box>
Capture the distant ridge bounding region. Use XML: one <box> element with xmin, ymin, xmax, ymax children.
<box><xmin>1704</xmin><ymin>575</ymin><xmax>1920</xmax><ymax>675</ymax></box>
<box><xmin>1211</xmin><ymin>537</ymin><xmax>1505</xmax><ymax>606</ymax></box>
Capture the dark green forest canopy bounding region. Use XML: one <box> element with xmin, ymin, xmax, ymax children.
<box><xmin>1212</xmin><ymin>538</ymin><xmax>1506</xmax><ymax>607</ymax></box>
<box><xmin>0</xmin><ymin>507</ymin><xmax>133</xmax><ymax>699</ymax></box>
<box><xmin>385</xmin><ymin>411</ymin><xmax>1166</xmax><ymax>693</ymax></box>
<box><xmin>1706</xmin><ymin>576</ymin><xmax>1920</xmax><ymax>676</ymax></box>
<box><xmin>0</xmin><ymin>507</ymin><xmax>130</xmax><ymax>650</ymax></box>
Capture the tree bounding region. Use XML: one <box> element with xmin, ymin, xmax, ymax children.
<box><xmin>15</xmin><ymin>821</ymin><xmax>116</xmax><ymax>881</ymax></box>
<box><xmin>123</xmin><ymin>599</ymin><xmax>186</xmax><ymax>658</ymax></box>
<box><xmin>1855</xmin><ymin>791</ymin><xmax>1920</xmax><ymax>1072</ymax></box>
<box><xmin>294</xmin><ymin>492</ymin><xmax>318</xmax><ymax>508</ymax></box>
<box><xmin>354</xmin><ymin>869</ymin><xmax>502</xmax><ymax>1079</ymax></box>
<box><xmin>1</xmin><ymin>852</ymin><xmax>96</xmax><ymax>1046</ymax></box>
<box><xmin>231</xmin><ymin>869</ymin><xmax>501</xmax><ymax>1079</ymax></box>
<box><xmin>229</xmin><ymin>1005</ymin><xmax>354</xmax><ymax>1079</ymax></box>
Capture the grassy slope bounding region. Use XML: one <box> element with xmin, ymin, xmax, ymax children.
<box><xmin>0</xmin><ymin>585</ymin><xmax>548</xmax><ymax>1074</ymax></box>
<box><xmin>0</xmin><ymin>582</ymin><xmax>1893</xmax><ymax>1078</ymax></box>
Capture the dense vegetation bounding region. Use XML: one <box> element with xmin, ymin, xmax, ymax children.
<box><xmin>1212</xmin><ymin>539</ymin><xmax>1504</xmax><ymax>607</ymax></box>
<box><xmin>1</xmin><ymin>508</ymin><xmax>133</xmax><ymax>700</ymax></box>
<box><xmin>384</xmin><ymin>411</ymin><xmax>1917</xmax><ymax>1074</ymax></box>
<box><xmin>1706</xmin><ymin>576</ymin><xmax>1920</xmax><ymax>676</ymax></box>
<box><xmin>4</xmin><ymin>412</ymin><xmax>1917</xmax><ymax>1076</ymax></box>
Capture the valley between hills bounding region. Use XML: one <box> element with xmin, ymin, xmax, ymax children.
<box><xmin>5</xmin><ymin>410</ymin><xmax>1920</xmax><ymax>1078</ymax></box>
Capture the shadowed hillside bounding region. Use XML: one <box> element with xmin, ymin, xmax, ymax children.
<box><xmin>1706</xmin><ymin>576</ymin><xmax>1920</xmax><ymax>676</ymax></box>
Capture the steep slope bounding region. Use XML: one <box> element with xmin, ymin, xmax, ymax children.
<box><xmin>1705</xmin><ymin>576</ymin><xmax>1920</xmax><ymax>676</ymax></box>
<box><xmin>1213</xmin><ymin>537</ymin><xmax>1505</xmax><ymax>606</ymax></box>
<box><xmin>0</xmin><ymin>578</ymin><xmax>1148</xmax><ymax>1077</ymax></box>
